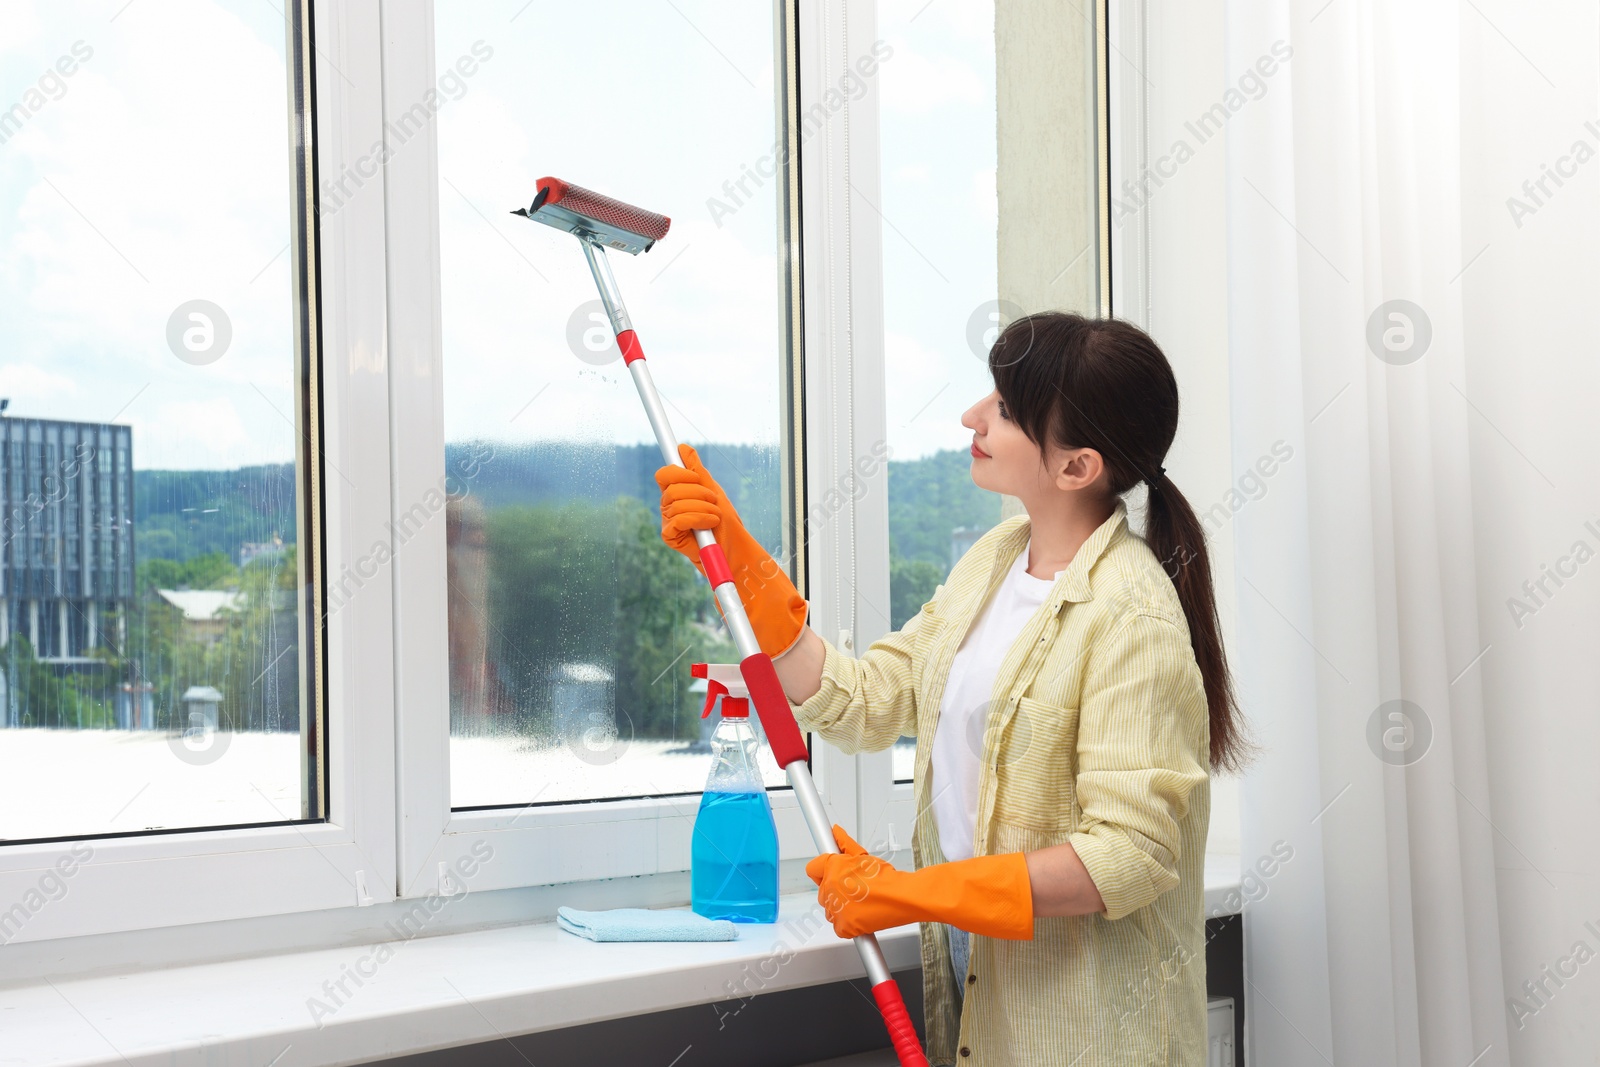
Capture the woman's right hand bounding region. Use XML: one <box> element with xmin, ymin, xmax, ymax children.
<box><xmin>654</xmin><ymin>443</ymin><xmax>809</xmax><ymax>659</ymax></box>
<box><xmin>655</xmin><ymin>443</ymin><xmax>739</xmax><ymax>571</ymax></box>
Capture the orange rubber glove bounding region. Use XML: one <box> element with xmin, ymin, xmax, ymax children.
<box><xmin>804</xmin><ymin>824</ymin><xmax>1035</xmax><ymax>941</ymax></box>
<box><xmin>655</xmin><ymin>443</ymin><xmax>808</xmax><ymax>659</ymax></box>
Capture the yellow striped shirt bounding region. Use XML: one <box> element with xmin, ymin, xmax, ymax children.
<box><xmin>789</xmin><ymin>498</ymin><xmax>1212</xmax><ymax>1066</ymax></box>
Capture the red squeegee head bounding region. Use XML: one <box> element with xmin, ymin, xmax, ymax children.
<box><xmin>536</xmin><ymin>177</ymin><xmax>672</xmax><ymax>242</ymax></box>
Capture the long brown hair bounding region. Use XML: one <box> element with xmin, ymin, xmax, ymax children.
<box><xmin>989</xmin><ymin>310</ymin><xmax>1256</xmax><ymax>774</ymax></box>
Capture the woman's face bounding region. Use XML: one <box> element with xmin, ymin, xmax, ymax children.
<box><xmin>961</xmin><ymin>389</ymin><xmax>1105</xmax><ymax>501</ymax></box>
<box><xmin>961</xmin><ymin>389</ymin><xmax>1044</xmax><ymax>498</ymax></box>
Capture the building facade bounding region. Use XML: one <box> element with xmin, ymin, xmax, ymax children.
<box><xmin>0</xmin><ymin>416</ymin><xmax>134</xmax><ymax>663</ymax></box>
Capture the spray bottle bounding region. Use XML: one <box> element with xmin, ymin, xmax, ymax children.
<box><xmin>689</xmin><ymin>663</ymin><xmax>779</xmax><ymax>923</ymax></box>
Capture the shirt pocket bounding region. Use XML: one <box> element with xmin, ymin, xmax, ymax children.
<box><xmin>991</xmin><ymin>696</ymin><xmax>1079</xmax><ymax>833</ymax></box>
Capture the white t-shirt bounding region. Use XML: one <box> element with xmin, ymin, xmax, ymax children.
<box><xmin>930</xmin><ymin>541</ymin><xmax>1060</xmax><ymax>864</ymax></box>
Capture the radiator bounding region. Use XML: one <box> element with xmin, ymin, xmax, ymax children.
<box><xmin>1208</xmin><ymin>996</ymin><xmax>1236</xmax><ymax>1067</ymax></box>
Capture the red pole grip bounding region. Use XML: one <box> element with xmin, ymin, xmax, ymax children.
<box><xmin>871</xmin><ymin>978</ymin><xmax>930</xmax><ymax>1066</ymax></box>
<box><xmin>699</xmin><ymin>544</ymin><xmax>734</xmax><ymax>588</ymax></box>
<box><xmin>738</xmin><ymin>652</ymin><xmax>810</xmax><ymax>768</ymax></box>
<box><xmin>617</xmin><ymin>328</ymin><xmax>646</xmax><ymax>364</ymax></box>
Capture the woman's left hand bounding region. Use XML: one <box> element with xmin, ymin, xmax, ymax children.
<box><xmin>805</xmin><ymin>824</ymin><xmax>1036</xmax><ymax>941</ymax></box>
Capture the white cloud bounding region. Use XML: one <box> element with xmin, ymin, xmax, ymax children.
<box><xmin>130</xmin><ymin>396</ymin><xmax>260</xmax><ymax>468</ymax></box>
<box><xmin>1</xmin><ymin>0</ymin><xmax>1000</xmax><ymax>472</ymax></box>
<box><xmin>880</xmin><ymin>37</ymin><xmax>988</xmax><ymax>115</ymax></box>
<box><xmin>0</xmin><ymin>0</ymin><xmax>297</xmax><ymax>468</ymax></box>
<box><xmin>0</xmin><ymin>7</ymin><xmax>45</xmax><ymax>57</ymax></box>
<box><xmin>879</xmin><ymin>0</ymin><xmax>995</xmax><ymax>42</ymax></box>
<box><xmin>436</xmin><ymin>199</ymin><xmax>784</xmax><ymax>449</ymax></box>
<box><xmin>883</xmin><ymin>328</ymin><xmax>991</xmax><ymax>460</ymax></box>
<box><xmin>972</xmin><ymin>165</ymin><xmax>997</xmax><ymax>230</ymax></box>
<box><xmin>943</xmin><ymin>0</ymin><xmax>996</xmax><ymax>43</ymax></box>
<box><xmin>432</xmin><ymin>3</ymin><xmax>786</xmax><ymax>451</ymax></box>
<box><xmin>0</xmin><ymin>363</ymin><xmax>77</xmax><ymax>403</ymax></box>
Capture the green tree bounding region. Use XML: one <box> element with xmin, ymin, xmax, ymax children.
<box><xmin>482</xmin><ymin>497</ymin><xmax>731</xmax><ymax>743</ymax></box>
<box><xmin>122</xmin><ymin>546</ymin><xmax>297</xmax><ymax>733</ymax></box>
<box><xmin>6</xmin><ymin>637</ymin><xmax>115</xmax><ymax>729</ymax></box>
<box><xmin>263</xmin><ymin>543</ymin><xmax>298</xmax><ymax>590</ymax></box>
<box><xmin>213</xmin><ymin>550</ymin><xmax>299</xmax><ymax>731</ymax></box>
<box><xmin>883</xmin><ymin>448</ymin><xmax>1006</xmax><ymax>627</ymax></box>
<box><xmin>890</xmin><ymin>555</ymin><xmax>946</xmax><ymax>630</ymax></box>
<box><xmin>138</xmin><ymin>551</ymin><xmax>238</xmax><ymax>592</ymax></box>
<box><xmin>484</xmin><ymin>499</ymin><xmax>617</xmax><ymax>728</ymax></box>
<box><xmin>885</xmin><ymin>448</ymin><xmax>1002</xmax><ymax>566</ymax></box>
<box><xmin>612</xmin><ymin>495</ymin><xmax>731</xmax><ymax>742</ymax></box>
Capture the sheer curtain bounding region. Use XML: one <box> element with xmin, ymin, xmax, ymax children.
<box><xmin>1225</xmin><ymin>1</ymin><xmax>1599</xmax><ymax>1063</ymax></box>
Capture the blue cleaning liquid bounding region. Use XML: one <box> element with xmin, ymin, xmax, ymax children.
<box><xmin>691</xmin><ymin>789</ymin><xmax>779</xmax><ymax>923</ymax></box>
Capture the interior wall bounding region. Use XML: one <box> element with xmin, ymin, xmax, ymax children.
<box><xmin>995</xmin><ymin>0</ymin><xmax>1099</xmax><ymax>319</ymax></box>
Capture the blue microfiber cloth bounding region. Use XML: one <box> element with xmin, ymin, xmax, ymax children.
<box><xmin>556</xmin><ymin>905</ymin><xmax>740</xmax><ymax>942</ymax></box>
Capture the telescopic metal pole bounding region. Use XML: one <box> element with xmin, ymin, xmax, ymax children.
<box><xmin>580</xmin><ymin>238</ymin><xmax>928</xmax><ymax>1067</ymax></box>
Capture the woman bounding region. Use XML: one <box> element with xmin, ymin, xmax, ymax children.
<box><xmin>656</xmin><ymin>312</ymin><xmax>1254</xmax><ymax>1066</ymax></box>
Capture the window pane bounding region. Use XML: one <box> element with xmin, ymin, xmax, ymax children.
<box><xmin>879</xmin><ymin>3</ymin><xmax>1104</xmax><ymax>783</ymax></box>
<box><xmin>878</xmin><ymin>2</ymin><xmax>1004</xmax><ymax>782</ymax></box>
<box><xmin>434</xmin><ymin>2</ymin><xmax>789</xmax><ymax>808</ymax></box>
<box><xmin>0</xmin><ymin>2</ymin><xmax>316</xmax><ymax>840</ymax></box>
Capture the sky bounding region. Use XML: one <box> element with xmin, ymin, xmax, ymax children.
<box><xmin>0</xmin><ymin>0</ymin><xmax>1000</xmax><ymax>470</ymax></box>
<box><xmin>0</xmin><ymin>0</ymin><xmax>299</xmax><ymax>472</ymax></box>
<box><xmin>433</xmin><ymin>0</ymin><xmax>999</xmax><ymax>461</ymax></box>
<box><xmin>875</xmin><ymin>0</ymin><xmax>1000</xmax><ymax>461</ymax></box>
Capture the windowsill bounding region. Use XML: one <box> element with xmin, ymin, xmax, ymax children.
<box><xmin>1</xmin><ymin>892</ymin><xmax>919</xmax><ymax>1067</ymax></box>
<box><xmin>2</xmin><ymin>858</ymin><xmax>1245</xmax><ymax>1067</ymax></box>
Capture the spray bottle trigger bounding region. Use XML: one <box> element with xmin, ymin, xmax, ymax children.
<box><xmin>700</xmin><ymin>681</ymin><xmax>729</xmax><ymax>718</ymax></box>
<box><xmin>693</xmin><ymin>663</ymin><xmax>750</xmax><ymax>718</ymax></box>
<box><xmin>693</xmin><ymin>661</ymin><xmax>729</xmax><ymax>719</ymax></box>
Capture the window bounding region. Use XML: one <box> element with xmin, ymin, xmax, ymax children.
<box><xmin>0</xmin><ymin>0</ymin><xmax>398</xmax><ymax>947</ymax></box>
<box><xmin>869</xmin><ymin>0</ymin><xmax>1108</xmax><ymax>791</ymax></box>
<box><xmin>875</xmin><ymin>2</ymin><xmax>1005</xmax><ymax>782</ymax></box>
<box><xmin>386</xmin><ymin>0</ymin><xmax>835</xmax><ymax>899</ymax></box>
<box><xmin>0</xmin><ymin>0</ymin><xmax>321</xmax><ymax>842</ymax></box>
<box><xmin>429</xmin><ymin>1</ymin><xmax>792</xmax><ymax>809</ymax></box>
<box><xmin>0</xmin><ymin>0</ymin><xmax>1115</xmax><ymax>948</ymax></box>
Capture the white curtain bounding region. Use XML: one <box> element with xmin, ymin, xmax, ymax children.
<box><xmin>1225</xmin><ymin>1</ymin><xmax>1600</xmax><ymax>1064</ymax></box>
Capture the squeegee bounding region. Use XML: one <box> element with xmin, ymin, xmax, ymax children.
<box><xmin>513</xmin><ymin>177</ymin><xmax>929</xmax><ymax>1067</ymax></box>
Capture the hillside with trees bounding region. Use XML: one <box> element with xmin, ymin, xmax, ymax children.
<box><xmin>102</xmin><ymin>444</ymin><xmax>997</xmax><ymax>739</ymax></box>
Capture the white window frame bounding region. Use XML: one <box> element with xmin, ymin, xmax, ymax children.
<box><xmin>0</xmin><ymin>0</ymin><xmax>398</xmax><ymax>944</ymax></box>
<box><xmin>2</xmin><ymin>0</ymin><xmax>1134</xmax><ymax>948</ymax></box>
<box><xmin>795</xmin><ymin>0</ymin><xmax>911</xmax><ymax>862</ymax></box>
<box><xmin>1107</xmin><ymin>0</ymin><xmax>1150</xmax><ymax>328</ymax></box>
<box><xmin>385</xmin><ymin>0</ymin><xmax>869</xmax><ymax>898</ymax></box>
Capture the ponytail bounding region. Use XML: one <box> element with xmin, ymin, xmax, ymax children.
<box><xmin>1143</xmin><ymin>470</ymin><xmax>1256</xmax><ymax>773</ymax></box>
